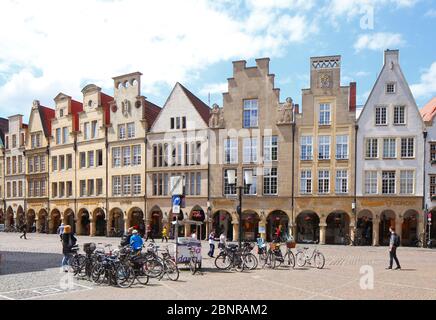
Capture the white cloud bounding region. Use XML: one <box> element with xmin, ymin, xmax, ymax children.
<box><xmin>327</xmin><ymin>0</ymin><xmax>418</xmax><ymax>19</ymax></box>
<box><xmin>356</xmin><ymin>71</ymin><xmax>370</xmax><ymax>77</ymax></box>
<box><xmin>200</xmin><ymin>83</ymin><xmax>228</xmax><ymax>95</ymax></box>
<box><xmin>0</xmin><ymin>0</ymin><xmax>315</xmax><ymax>117</ymax></box>
<box><xmin>410</xmin><ymin>62</ymin><xmax>436</xmax><ymax>99</ymax></box>
<box><xmin>354</xmin><ymin>33</ymin><xmax>405</xmax><ymax>52</ymax></box>
<box><xmin>425</xmin><ymin>9</ymin><xmax>436</xmax><ymax>17</ymax></box>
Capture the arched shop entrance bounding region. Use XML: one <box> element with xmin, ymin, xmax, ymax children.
<box><xmin>150</xmin><ymin>207</ymin><xmax>163</xmax><ymax>238</ymax></box>
<box><xmin>190</xmin><ymin>207</ymin><xmax>206</xmax><ymax>240</ymax></box>
<box><xmin>26</xmin><ymin>210</ymin><xmax>36</xmax><ymax>232</ymax></box>
<box><xmin>379</xmin><ymin>210</ymin><xmax>396</xmax><ymax>246</ymax></box>
<box><xmin>130</xmin><ymin>208</ymin><xmax>145</xmax><ymax>236</ymax></box>
<box><xmin>50</xmin><ymin>209</ymin><xmax>61</xmax><ymax>234</ymax></box>
<box><xmin>212</xmin><ymin>211</ymin><xmax>233</xmax><ymax>241</ymax></box>
<box><xmin>357</xmin><ymin>210</ymin><xmax>373</xmax><ymax>246</ymax></box>
<box><xmin>63</xmin><ymin>209</ymin><xmax>76</xmax><ymax>234</ymax></box>
<box><xmin>94</xmin><ymin>208</ymin><xmax>107</xmax><ymax>237</ymax></box>
<box><xmin>78</xmin><ymin>209</ymin><xmax>91</xmax><ymax>236</ymax></box>
<box><xmin>267</xmin><ymin>210</ymin><xmax>289</xmax><ymax>242</ymax></box>
<box><xmin>38</xmin><ymin>209</ymin><xmax>48</xmax><ymax>233</ymax></box>
<box><xmin>241</xmin><ymin>211</ymin><xmax>260</xmax><ymax>241</ymax></box>
<box><xmin>109</xmin><ymin>208</ymin><xmax>124</xmax><ymax>237</ymax></box>
<box><xmin>326</xmin><ymin>211</ymin><xmax>350</xmax><ymax>245</ymax></box>
<box><xmin>0</xmin><ymin>209</ymin><xmax>4</xmax><ymax>226</ymax></box>
<box><xmin>17</xmin><ymin>206</ymin><xmax>25</xmax><ymax>226</ymax></box>
<box><xmin>296</xmin><ymin>211</ymin><xmax>320</xmax><ymax>243</ymax></box>
<box><xmin>402</xmin><ymin>210</ymin><xmax>419</xmax><ymax>247</ymax></box>
<box><xmin>6</xmin><ymin>207</ymin><xmax>14</xmax><ymax>228</ymax></box>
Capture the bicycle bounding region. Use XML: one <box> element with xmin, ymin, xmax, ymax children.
<box><xmin>295</xmin><ymin>241</ymin><xmax>325</xmax><ymax>269</ymax></box>
<box><xmin>412</xmin><ymin>233</ymin><xmax>433</xmax><ymax>248</ymax></box>
<box><xmin>214</xmin><ymin>244</ymin><xmax>246</xmax><ymax>272</ymax></box>
<box><xmin>159</xmin><ymin>246</ymin><xmax>179</xmax><ymax>281</ymax></box>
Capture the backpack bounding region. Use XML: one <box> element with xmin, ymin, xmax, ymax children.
<box><xmin>120</xmin><ymin>235</ymin><xmax>129</xmax><ymax>247</ymax></box>
<box><xmin>394</xmin><ymin>235</ymin><xmax>401</xmax><ymax>247</ymax></box>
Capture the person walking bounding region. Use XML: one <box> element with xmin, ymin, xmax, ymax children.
<box><xmin>208</xmin><ymin>231</ymin><xmax>216</xmax><ymax>258</ymax></box>
<box><xmin>219</xmin><ymin>232</ymin><xmax>227</xmax><ymax>250</ymax></box>
<box><xmin>386</xmin><ymin>226</ymin><xmax>401</xmax><ymax>270</ymax></box>
<box><xmin>61</xmin><ymin>225</ymin><xmax>77</xmax><ymax>272</ymax></box>
<box><xmin>57</xmin><ymin>223</ymin><xmax>65</xmax><ymax>241</ymax></box>
<box><xmin>145</xmin><ymin>224</ymin><xmax>155</xmax><ymax>242</ymax></box>
<box><xmin>130</xmin><ymin>230</ymin><xmax>144</xmax><ymax>253</ymax></box>
<box><xmin>162</xmin><ymin>226</ymin><xmax>169</xmax><ymax>243</ymax></box>
<box><xmin>19</xmin><ymin>223</ymin><xmax>27</xmax><ymax>240</ymax></box>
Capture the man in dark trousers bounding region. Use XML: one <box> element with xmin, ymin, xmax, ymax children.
<box><xmin>19</xmin><ymin>223</ymin><xmax>27</xmax><ymax>240</ymax></box>
<box><xmin>386</xmin><ymin>226</ymin><xmax>401</xmax><ymax>270</ymax></box>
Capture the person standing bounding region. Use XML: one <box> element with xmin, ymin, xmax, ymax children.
<box><xmin>61</xmin><ymin>225</ymin><xmax>77</xmax><ymax>272</ymax></box>
<box><xmin>162</xmin><ymin>226</ymin><xmax>168</xmax><ymax>243</ymax></box>
<box><xmin>145</xmin><ymin>224</ymin><xmax>154</xmax><ymax>242</ymax></box>
<box><xmin>130</xmin><ymin>230</ymin><xmax>144</xmax><ymax>253</ymax></box>
<box><xmin>386</xmin><ymin>226</ymin><xmax>401</xmax><ymax>270</ymax></box>
<box><xmin>208</xmin><ymin>231</ymin><xmax>216</xmax><ymax>258</ymax></box>
<box><xmin>19</xmin><ymin>223</ymin><xmax>27</xmax><ymax>240</ymax></box>
<box><xmin>57</xmin><ymin>223</ymin><xmax>65</xmax><ymax>241</ymax></box>
<box><xmin>219</xmin><ymin>232</ymin><xmax>227</xmax><ymax>250</ymax></box>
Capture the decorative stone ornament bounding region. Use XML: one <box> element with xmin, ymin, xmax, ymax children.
<box><xmin>121</xmin><ymin>99</ymin><xmax>131</xmax><ymax>117</ymax></box>
<box><xmin>111</xmin><ymin>102</ymin><xmax>118</xmax><ymax>113</ymax></box>
<box><xmin>209</xmin><ymin>103</ymin><xmax>225</xmax><ymax>128</ymax></box>
<box><xmin>277</xmin><ymin>97</ymin><xmax>294</xmax><ymax>125</ymax></box>
<box><xmin>320</xmin><ymin>73</ymin><xmax>331</xmax><ymax>88</ymax></box>
<box><xmin>32</xmin><ymin>100</ymin><xmax>40</xmax><ymax>109</ymax></box>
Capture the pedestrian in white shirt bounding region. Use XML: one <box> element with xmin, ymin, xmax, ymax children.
<box><xmin>208</xmin><ymin>231</ymin><xmax>216</xmax><ymax>257</ymax></box>
<box><xmin>219</xmin><ymin>233</ymin><xmax>227</xmax><ymax>250</ymax></box>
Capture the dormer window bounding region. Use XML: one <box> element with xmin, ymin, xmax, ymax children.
<box><xmin>88</xmin><ymin>100</ymin><xmax>93</xmax><ymax>108</ymax></box>
<box><xmin>386</xmin><ymin>83</ymin><xmax>396</xmax><ymax>94</ymax></box>
<box><xmin>60</xmin><ymin>109</ymin><xmax>64</xmax><ymax>117</ymax></box>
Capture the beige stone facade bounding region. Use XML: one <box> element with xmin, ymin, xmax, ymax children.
<box><xmin>209</xmin><ymin>58</ymin><xmax>295</xmax><ymax>242</ymax></box>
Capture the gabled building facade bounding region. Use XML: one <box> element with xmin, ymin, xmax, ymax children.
<box><xmin>75</xmin><ymin>85</ymin><xmax>113</xmax><ymax>236</ymax></box>
<box><xmin>107</xmin><ymin>72</ymin><xmax>160</xmax><ymax>236</ymax></box>
<box><xmin>209</xmin><ymin>58</ymin><xmax>295</xmax><ymax>242</ymax></box>
<box><xmin>294</xmin><ymin>55</ymin><xmax>357</xmax><ymax>245</ymax></box>
<box><xmin>146</xmin><ymin>83</ymin><xmax>210</xmax><ymax>240</ymax></box>
<box><xmin>4</xmin><ymin>115</ymin><xmax>28</xmax><ymax>228</ymax></box>
<box><xmin>356</xmin><ymin>50</ymin><xmax>425</xmax><ymax>246</ymax></box>
<box><xmin>49</xmin><ymin>93</ymin><xmax>83</xmax><ymax>234</ymax></box>
<box><xmin>25</xmin><ymin>100</ymin><xmax>55</xmax><ymax>233</ymax></box>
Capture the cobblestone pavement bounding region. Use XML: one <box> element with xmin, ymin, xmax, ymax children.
<box><xmin>1</xmin><ymin>233</ymin><xmax>436</xmax><ymax>300</ymax></box>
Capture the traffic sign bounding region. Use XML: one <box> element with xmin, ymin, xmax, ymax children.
<box><xmin>172</xmin><ymin>195</ymin><xmax>181</xmax><ymax>214</ymax></box>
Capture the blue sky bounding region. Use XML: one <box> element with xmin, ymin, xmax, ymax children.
<box><xmin>0</xmin><ymin>0</ymin><xmax>435</xmax><ymax>121</ymax></box>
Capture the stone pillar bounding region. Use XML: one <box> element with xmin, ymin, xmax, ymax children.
<box><xmin>48</xmin><ymin>219</ymin><xmax>53</xmax><ymax>234</ymax></box>
<box><xmin>184</xmin><ymin>223</ymin><xmax>190</xmax><ymax>237</ymax></box>
<box><xmin>205</xmin><ymin>220</ymin><xmax>210</xmax><ymax>240</ymax></box>
<box><xmin>75</xmin><ymin>219</ymin><xmax>81</xmax><ymax>236</ymax></box>
<box><xmin>350</xmin><ymin>222</ymin><xmax>356</xmax><ymax>245</ymax></box>
<box><xmin>107</xmin><ymin>218</ymin><xmax>112</xmax><ymax>237</ymax></box>
<box><xmin>36</xmin><ymin>218</ymin><xmax>41</xmax><ymax>233</ymax></box>
<box><xmin>373</xmin><ymin>219</ymin><xmax>380</xmax><ymax>246</ymax></box>
<box><xmin>319</xmin><ymin>223</ymin><xmax>327</xmax><ymax>245</ymax></box>
<box><xmin>233</xmin><ymin>222</ymin><xmax>239</xmax><ymax>242</ymax></box>
<box><xmin>90</xmin><ymin>219</ymin><xmax>96</xmax><ymax>237</ymax></box>
<box><xmin>124</xmin><ymin>217</ymin><xmax>129</xmax><ymax>233</ymax></box>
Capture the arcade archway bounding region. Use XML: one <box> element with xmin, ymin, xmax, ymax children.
<box><xmin>129</xmin><ymin>208</ymin><xmax>145</xmax><ymax>236</ymax></box>
<box><xmin>38</xmin><ymin>209</ymin><xmax>48</xmax><ymax>233</ymax></box>
<box><xmin>26</xmin><ymin>209</ymin><xmax>36</xmax><ymax>232</ymax></box>
<box><xmin>50</xmin><ymin>209</ymin><xmax>61</xmax><ymax>234</ymax></box>
<box><xmin>212</xmin><ymin>210</ymin><xmax>233</xmax><ymax>241</ymax></box>
<box><xmin>6</xmin><ymin>207</ymin><xmax>14</xmax><ymax>227</ymax></box>
<box><xmin>402</xmin><ymin>210</ymin><xmax>419</xmax><ymax>247</ymax></box>
<box><xmin>326</xmin><ymin>211</ymin><xmax>350</xmax><ymax>245</ymax></box>
<box><xmin>0</xmin><ymin>209</ymin><xmax>4</xmax><ymax>226</ymax></box>
<box><xmin>267</xmin><ymin>210</ymin><xmax>289</xmax><ymax>242</ymax></box>
<box><xmin>109</xmin><ymin>208</ymin><xmax>124</xmax><ymax>237</ymax></box>
<box><xmin>17</xmin><ymin>206</ymin><xmax>25</xmax><ymax>226</ymax></box>
<box><xmin>150</xmin><ymin>206</ymin><xmax>163</xmax><ymax>238</ymax></box>
<box><xmin>241</xmin><ymin>211</ymin><xmax>260</xmax><ymax>241</ymax></box>
<box><xmin>64</xmin><ymin>209</ymin><xmax>76</xmax><ymax>234</ymax></box>
<box><xmin>94</xmin><ymin>208</ymin><xmax>107</xmax><ymax>237</ymax></box>
<box><xmin>379</xmin><ymin>210</ymin><xmax>396</xmax><ymax>246</ymax></box>
<box><xmin>357</xmin><ymin>210</ymin><xmax>373</xmax><ymax>246</ymax></box>
<box><xmin>296</xmin><ymin>211</ymin><xmax>320</xmax><ymax>243</ymax></box>
<box><xmin>78</xmin><ymin>209</ymin><xmax>91</xmax><ymax>236</ymax></box>
<box><xmin>190</xmin><ymin>206</ymin><xmax>206</xmax><ymax>240</ymax></box>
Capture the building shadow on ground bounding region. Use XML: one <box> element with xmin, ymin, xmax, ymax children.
<box><xmin>0</xmin><ymin>251</ymin><xmax>64</xmax><ymax>276</ymax></box>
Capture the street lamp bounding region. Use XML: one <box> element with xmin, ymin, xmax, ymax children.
<box><xmin>228</xmin><ymin>169</ymin><xmax>253</xmax><ymax>248</ymax></box>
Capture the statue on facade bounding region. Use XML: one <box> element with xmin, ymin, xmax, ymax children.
<box><xmin>277</xmin><ymin>97</ymin><xmax>294</xmax><ymax>125</ymax></box>
<box><xmin>209</xmin><ymin>104</ymin><xmax>224</xmax><ymax>128</ymax></box>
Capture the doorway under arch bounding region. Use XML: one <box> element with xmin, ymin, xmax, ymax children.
<box><xmin>38</xmin><ymin>209</ymin><xmax>48</xmax><ymax>233</ymax></box>
<box><xmin>357</xmin><ymin>210</ymin><xmax>373</xmax><ymax>246</ymax></box>
<box><xmin>190</xmin><ymin>206</ymin><xmax>206</xmax><ymax>240</ymax></box>
<box><xmin>6</xmin><ymin>207</ymin><xmax>14</xmax><ymax>228</ymax></box>
<box><xmin>0</xmin><ymin>209</ymin><xmax>4</xmax><ymax>226</ymax></box>
<box><xmin>326</xmin><ymin>211</ymin><xmax>350</xmax><ymax>245</ymax></box>
<box><xmin>17</xmin><ymin>206</ymin><xmax>25</xmax><ymax>227</ymax></box>
<box><xmin>50</xmin><ymin>209</ymin><xmax>61</xmax><ymax>234</ymax></box>
<box><xmin>402</xmin><ymin>210</ymin><xmax>419</xmax><ymax>247</ymax></box>
<box><xmin>109</xmin><ymin>208</ymin><xmax>124</xmax><ymax>237</ymax></box>
<box><xmin>296</xmin><ymin>211</ymin><xmax>320</xmax><ymax>243</ymax></box>
<box><xmin>78</xmin><ymin>209</ymin><xmax>91</xmax><ymax>236</ymax></box>
<box><xmin>241</xmin><ymin>211</ymin><xmax>260</xmax><ymax>241</ymax></box>
<box><xmin>94</xmin><ymin>208</ymin><xmax>107</xmax><ymax>237</ymax></box>
<box><xmin>212</xmin><ymin>210</ymin><xmax>233</xmax><ymax>241</ymax></box>
<box><xmin>129</xmin><ymin>208</ymin><xmax>145</xmax><ymax>236</ymax></box>
<box><xmin>150</xmin><ymin>206</ymin><xmax>163</xmax><ymax>238</ymax></box>
<box><xmin>26</xmin><ymin>210</ymin><xmax>36</xmax><ymax>232</ymax></box>
<box><xmin>64</xmin><ymin>209</ymin><xmax>76</xmax><ymax>234</ymax></box>
<box><xmin>379</xmin><ymin>210</ymin><xmax>396</xmax><ymax>246</ymax></box>
<box><xmin>267</xmin><ymin>211</ymin><xmax>289</xmax><ymax>242</ymax></box>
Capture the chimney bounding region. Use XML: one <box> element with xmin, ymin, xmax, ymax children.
<box><xmin>349</xmin><ymin>82</ymin><xmax>357</xmax><ymax>112</ymax></box>
<box><xmin>255</xmin><ymin>58</ymin><xmax>270</xmax><ymax>74</ymax></box>
<box><xmin>233</xmin><ymin>60</ymin><xmax>247</xmax><ymax>75</ymax></box>
<box><xmin>384</xmin><ymin>49</ymin><xmax>399</xmax><ymax>67</ymax></box>
<box><xmin>294</xmin><ymin>104</ymin><xmax>300</xmax><ymax>114</ymax></box>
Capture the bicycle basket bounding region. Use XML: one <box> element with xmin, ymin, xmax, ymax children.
<box><xmin>83</xmin><ymin>243</ymin><xmax>96</xmax><ymax>254</ymax></box>
<box><xmin>286</xmin><ymin>241</ymin><xmax>296</xmax><ymax>249</ymax></box>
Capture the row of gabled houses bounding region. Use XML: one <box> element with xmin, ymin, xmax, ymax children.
<box><xmin>0</xmin><ymin>49</ymin><xmax>435</xmax><ymax>246</ymax></box>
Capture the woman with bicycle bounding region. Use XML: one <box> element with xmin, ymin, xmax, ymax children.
<box><xmin>61</xmin><ymin>225</ymin><xmax>77</xmax><ymax>272</ymax></box>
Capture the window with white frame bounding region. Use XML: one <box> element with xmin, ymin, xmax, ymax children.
<box><xmin>113</xmin><ymin>147</ymin><xmax>121</xmax><ymax>167</ymax></box>
<box><xmin>96</xmin><ymin>179</ymin><xmax>103</xmax><ymax>195</ymax></box>
<box><xmin>224</xmin><ymin>138</ymin><xmax>238</xmax><ymax>164</ymax></box>
<box><xmin>87</xmin><ymin>180</ymin><xmax>94</xmax><ymax>196</ymax></box>
<box><xmin>132</xmin><ymin>145</ymin><xmax>141</xmax><ymax>165</ymax></box>
<box><xmin>335</xmin><ymin>170</ymin><xmax>348</xmax><ymax>194</ymax></box>
<box><xmin>431</xmin><ymin>144</ymin><xmax>436</xmax><ymax>162</ymax></box>
<box><xmin>263</xmin><ymin>167</ymin><xmax>278</xmax><ymax>195</ymax></box>
<box><xmin>113</xmin><ymin>176</ymin><xmax>121</xmax><ymax>196</ymax></box>
<box><xmin>243</xmin><ymin>99</ymin><xmax>259</xmax><ymax>128</ymax></box>
<box><xmin>52</xmin><ymin>156</ymin><xmax>57</xmax><ymax>171</ymax></box>
<box><xmin>401</xmin><ymin>138</ymin><xmax>414</xmax><ymax>158</ymax></box>
<box><xmin>84</xmin><ymin>122</ymin><xmax>90</xmax><ymax>140</ymax></box>
<box><xmin>318</xmin><ymin>170</ymin><xmax>330</xmax><ymax>194</ymax></box>
<box><xmin>152</xmin><ymin>174</ymin><xmax>158</xmax><ymax>196</ymax></box>
<box><xmin>336</xmin><ymin>135</ymin><xmax>349</xmax><ymax>160</ymax></box>
<box><xmin>224</xmin><ymin>169</ymin><xmax>237</xmax><ymax>195</ymax></box>
<box><xmin>264</xmin><ymin>136</ymin><xmax>278</xmax><ymax>162</ymax></box>
<box><xmin>127</xmin><ymin>123</ymin><xmax>135</xmax><ymax>139</ymax></box>
<box><xmin>88</xmin><ymin>151</ymin><xmax>94</xmax><ymax>167</ymax></box>
<box><xmin>28</xmin><ymin>158</ymin><xmax>34</xmax><ymax>173</ymax></box>
<box><xmin>383</xmin><ymin>138</ymin><xmax>396</xmax><ymax>158</ymax></box>
<box><xmin>386</xmin><ymin>83</ymin><xmax>396</xmax><ymax>94</ymax></box>
<box><xmin>319</xmin><ymin>103</ymin><xmax>331</xmax><ymax>125</ymax></box>
<box><xmin>300</xmin><ymin>170</ymin><xmax>312</xmax><ymax>194</ymax></box>
<box><xmin>80</xmin><ymin>180</ymin><xmax>86</xmax><ymax>197</ymax></box>
<box><xmin>122</xmin><ymin>176</ymin><xmax>131</xmax><ymax>195</ymax></box>
<box><xmin>430</xmin><ymin>176</ymin><xmax>436</xmax><ymax>197</ymax></box>
<box><xmin>122</xmin><ymin>146</ymin><xmax>131</xmax><ymax>166</ymax></box>
<box><xmin>67</xmin><ymin>182</ymin><xmax>72</xmax><ymax>197</ymax></box>
<box><xmin>118</xmin><ymin>124</ymin><xmax>126</xmax><ymax>140</ymax></box>
<box><xmin>91</xmin><ymin>121</ymin><xmax>98</xmax><ymax>139</ymax></box>
<box><xmin>133</xmin><ymin>175</ymin><xmax>141</xmax><ymax>195</ymax></box>
<box><xmin>59</xmin><ymin>155</ymin><xmax>64</xmax><ymax>171</ymax></box>
<box><xmin>177</xmin><ymin>143</ymin><xmax>183</xmax><ymax>166</ymax></box>
<box><xmin>56</xmin><ymin>128</ymin><xmax>61</xmax><ymax>145</ymax></box>
<box><xmin>80</xmin><ymin>152</ymin><xmax>86</xmax><ymax>168</ymax></box>
<box><xmin>62</xmin><ymin>127</ymin><xmax>69</xmax><ymax>144</ymax></box>
<box><xmin>196</xmin><ymin>172</ymin><xmax>201</xmax><ymax>196</ymax></box>
<box><xmin>243</xmin><ymin>138</ymin><xmax>258</xmax><ymax>163</ymax></box>
<box><xmin>67</xmin><ymin>154</ymin><xmax>72</xmax><ymax>170</ymax></box>
<box><xmin>190</xmin><ymin>173</ymin><xmax>196</xmax><ymax>196</ymax></box>
<box><xmin>364</xmin><ymin>171</ymin><xmax>378</xmax><ymax>194</ymax></box>
<box><xmin>375</xmin><ymin>106</ymin><xmax>387</xmax><ymax>125</ymax></box>
<box><xmin>394</xmin><ymin>106</ymin><xmax>406</xmax><ymax>125</ymax></box>
<box><xmin>163</xmin><ymin>174</ymin><xmax>169</xmax><ymax>196</ymax></box>
<box><xmin>318</xmin><ymin>136</ymin><xmax>331</xmax><ymax>160</ymax></box>
<box><xmin>301</xmin><ymin>136</ymin><xmax>313</xmax><ymax>161</ymax></box>
<box><xmin>382</xmin><ymin>171</ymin><xmax>396</xmax><ymax>194</ymax></box>
<box><xmin>366</xmin><ymin>138</ymin><xmax>378</xmax><ymax>158</ymax></box>
<box><xmin>243</xmin><ymin>169</ymin><xmax>257</xmax><ymax>195</ymax></box>
<box><xmin>34</xmin><ymin>180</ymin><xmax>40</xmax><ymax>197</ymax></box>
<box><xmin>196</xmin><ymin>142</ymin><xmax>201</xmax><ymax>165</ymax></box>
<box><xmin>400</xmin><ymin>170</ymin><xmax>414</xmax><ymax>194</ymax></box>
<box><xmin>41</xmin><ymin>156</ymin><xmax>46</xmax><ymax>171</ymax></box>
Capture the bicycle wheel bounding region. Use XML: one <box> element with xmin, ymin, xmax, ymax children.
<box><xmin>235</xmin><ymin>256</ymin><xmax>245</xmax><ymax>272</ymax></box>
<box><xmin>314</xmin><ymin>252</ymin><xmax>325</xmax><ymax>269</ymax></box>
<box><xmin>215</xmin><ymin>253</ymin><xmax>231</xmax><ymax>270</ymax></box>
<box><xmin>164</xmin><ymin>259</ymin><xmax>179</xmax><ymax>281</ymax></box>
<box><xmin>243</xmin><ymin>253</ymin><xmax>258</xmax><ymax>270</ymax></box>
<box><xmin>70</xmin><ymin>254</ymin><xmax>86</xmax><ymax>277</ymax></box>
<box><xmin>91</xmin><ymin>263</ymin><xmax>106</xmax><ymax>284</ymax></box>
<box><xmin>136</xmin><ymin>264</ymin><xmax>150</xmax><ymax>285</ymax></box>
<box><xmin>144</xmin><ymin>258</ymin><xmax>164</xmax><ymax>278</ymax></box>
<box><xmin>296</xmin><ymin>251</ymin><xmax>306</xmax><ymax>267</ymax></box>
<box><xmin>116</xmin><ymin>264</ymin><xmax>135</xmax><ymax>288</ymax></box>
<box><xmin>259</xmin><ymin>252</ymin><xmax>268</xmax><ymax>268</ymax></box>
<box><xmin>284</xmin><ymin>251</ymin><xmax>295</xmax><ymax>269</ymax></box>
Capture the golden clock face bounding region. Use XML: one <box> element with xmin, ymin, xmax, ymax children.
<box><xmin>320</xmin><ymin>74</ymin><xmax>331</xmax><ymax>88</ymax></box>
